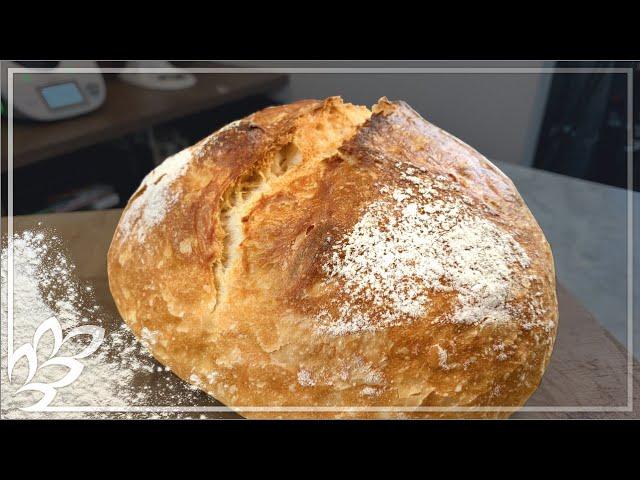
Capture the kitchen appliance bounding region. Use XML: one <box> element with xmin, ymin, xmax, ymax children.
<box><xmin>118</xmin><ymin>61</ymin><xmax>196</xmax><ymax>90</ymax></box>
<box><xmin>1</xmin><ymin>61</ymin><xmax>106</xmax><ymax>122</ymax></box>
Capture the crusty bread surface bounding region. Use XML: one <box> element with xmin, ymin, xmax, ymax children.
<box><xmin>107</xmin><ymin>97</ymin><xmax>558</xmax><ymax>418</ymax></box>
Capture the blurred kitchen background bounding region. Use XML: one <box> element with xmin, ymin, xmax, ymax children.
<box><xmin>1</xmin><ymin>60</ymin><xmax>637</xmax><ymax>215</ymax></box>
<box><xmin>1</xmin><ymin>60</ymin><xmax>638</xmax><ymax>354</ymax></box>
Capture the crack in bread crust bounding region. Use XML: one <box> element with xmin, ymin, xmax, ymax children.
<box><xmin>213</xmin><ymin>143</ymin><xmax>304</xmax><ymax>310</ymax></box>
<box><xmin>211</xmin><ymin>100</ymin><xmax>373</xmax><ymax>311</ymax></box>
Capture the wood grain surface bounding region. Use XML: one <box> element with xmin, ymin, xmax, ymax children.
<box><xmin>2</xmin><ymin>210</ymin><xmax>637</xmax><ymax>418</ymax></box>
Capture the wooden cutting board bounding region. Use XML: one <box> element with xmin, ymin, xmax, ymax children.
<box><xmin>3</xmin><ymin>210</ymin><xmax>638</xmax><ymax>418</ymax></box>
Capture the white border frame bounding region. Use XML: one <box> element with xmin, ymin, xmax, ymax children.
<box><xmin>2</xmin><ymin>64</ymin><xmax>635</xmax><ymax>415</ymax></box>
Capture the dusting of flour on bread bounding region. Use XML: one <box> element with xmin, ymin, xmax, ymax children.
<box><xmin>119</xmin><ymin>147</ymin><xmax>193</xmax><ymax>243</ymax></box>
<box><xmin>120</xmin><ymin>120</ymin><xmax>246</xmax><ymax>244</ymax></box>
<box><xmin>316</xmin><ymin>163</ymin><xmax>531</xmax><ymax>335</ymax></box>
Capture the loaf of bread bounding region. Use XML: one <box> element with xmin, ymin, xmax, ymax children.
<box><xmin>107</xmin><ymin>97</ymin><xmax>558</xmax><ymax>418</ymax></box>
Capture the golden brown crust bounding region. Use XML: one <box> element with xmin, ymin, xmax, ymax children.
<box><xmin>107</xmin><ymin>97</ymin><xmax>558</xmax><ymax>419</ymax></box>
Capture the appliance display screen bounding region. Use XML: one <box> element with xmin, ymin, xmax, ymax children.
<box><xmin>40</xmin><ymin>82</ymin><xmax>85</xmax><ymax>109</ymax></box>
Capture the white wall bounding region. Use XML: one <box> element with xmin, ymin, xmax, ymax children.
<box><xmin>237</xmin><ymin>61</ymin><xmax>554</xmax><ymax>167</ymax></box>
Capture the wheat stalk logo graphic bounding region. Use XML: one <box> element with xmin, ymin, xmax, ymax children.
<box><xmin>8</xmin><ymin>316</ymin><xmax>105</xmax><ymax>411</ymax></box>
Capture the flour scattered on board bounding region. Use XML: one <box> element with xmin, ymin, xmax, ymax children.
<box><xmin>1</xmin><ymin>229</ymin><xmax>214</xmax><ymax>419</ymax></box>
<box><xmin>316</xmin><ymin>164</ymin><xmax>535</xmax><ymax>335</ymax></box>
